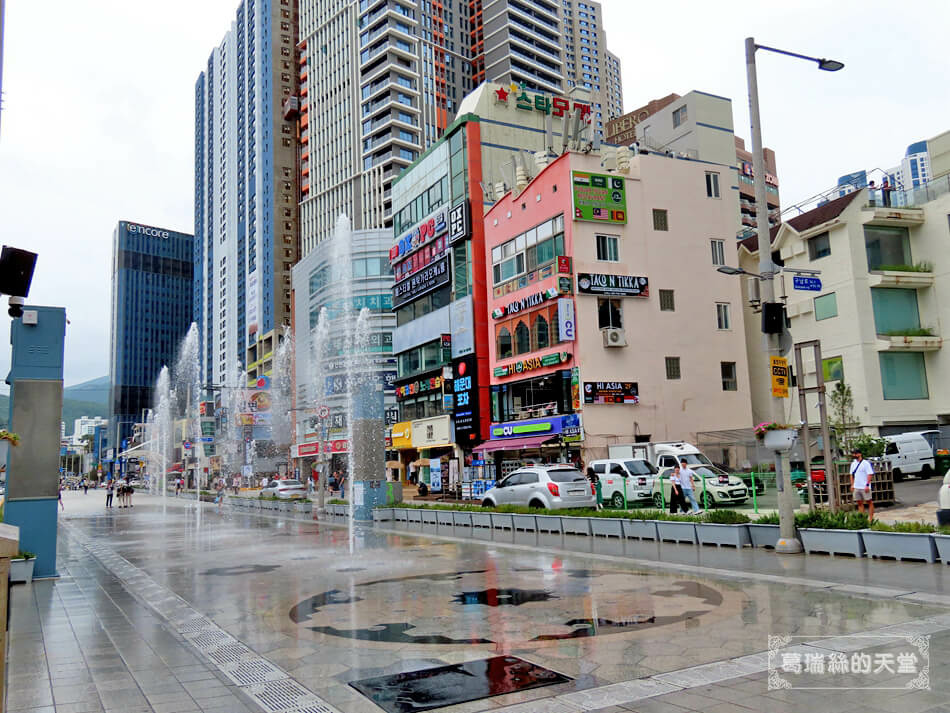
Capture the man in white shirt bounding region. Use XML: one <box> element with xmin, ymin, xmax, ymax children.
<box><xmin>849</xmin><ymin>449</ymin><xmax>875</xmax><ymax>521</ymax></box>
<box><xmin>679</xmin><ymin>459</ymin><xmax>703</xmax><ymax>514</ymax></box>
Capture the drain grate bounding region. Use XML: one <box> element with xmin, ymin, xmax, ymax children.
<box><xmin>207</xmin><ymin>643</ymin><xmax>258</xmax><ymax>665</ymax></box>
<box><xmin>187</xmin><ymin>630</ymin><xmax>236</xmax><ymax>651</ymax></box>
<box><xmin>282</xmin><ymin>704</ymin><xmax>341</xmax><ymax>713</ymax></box>
<box><xmin>220</xmin><ymin>659</ymin><xmax>289</xmax><ymax>686</ymax></box>
<box><xmin>178</xmin><ymin>617</ymin><xmax>215</xmax><ymax>632</ymax></box>
<box><xmin>244</xmin><ymin>679</ymin><xmax>314</xmax><ymax>713</ymax></box>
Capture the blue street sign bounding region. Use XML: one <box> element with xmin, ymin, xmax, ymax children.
<box><xmin>793</xmin><ymin>276</ymin><xmax>822</xmax><ymax>292</ymax></box>
<box><xmin>199</xmin><ymin>436</ymin><xmax>214</xmax><ymax>443</ymax></box>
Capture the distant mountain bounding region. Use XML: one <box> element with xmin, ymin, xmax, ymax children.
<box><xmin>0</xmin><ymin>393</ymin><xmax>109</xmax><ymax>434</ymax></box>
<box><xmin>64</xmin><ymin>376</ymin><xmax>110</xmax><ymax>406</ymax></box>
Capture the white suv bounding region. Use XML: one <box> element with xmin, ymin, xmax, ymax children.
<box><xmin>589</xmin><ymin>459</ymin><xmax>657</xmax><ymax>508</ymax></box>
<box><xmin>481</xmin><ymin>466</ymin><xmax>595</xmax><ymax>510</ymax></box>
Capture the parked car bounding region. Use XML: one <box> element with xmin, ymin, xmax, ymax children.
<box><xmin>589</xmin><ymin>458</ymin><xmax>657</xmax><ymax>508</ymax></box>
<box><xmin>651</xmin><ymin>466</ymin><xmax>748</xmax><ymax>508</ymax></box>
<box><xmin>884</xmin><ymin>431</ymin><xmax>936</xmax><ymax>481</ymax></box>
<box><xmin>480</xmin><ymin>466</ymin><xmax>595</xmax><ymax>510</ymax></box>
<box><xmin>260</xmin><ymin>479</ymin><xmax>307</xmax><ymax>500</ymax></box>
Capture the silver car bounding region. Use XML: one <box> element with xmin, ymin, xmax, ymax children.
<box><xmin>261</xmin><ymin>479</ymin><xmax>308</xmax><ymax>500</ymax></box>
<box><xmin>481</xmin><ymin>466</ymin><xmax>596</xmax><ymax>510</ymax></box>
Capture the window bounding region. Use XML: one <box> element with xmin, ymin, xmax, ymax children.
<box><xmin>716</xmin><ymin>303</ymin><xmax>731</xmax><ymax>330</ymax></box>
<box><xmin>814</xmin><ymin>292</ymin><xmax>838</xmax><ymax>321</ymax></box>
<box><xmin>710</xmin><ymin>239</ymin><xmax>725</xmax><ymax>266</ymax></box>
<box><xmin>865</xmin><ymin>225</ymin><xmax>911</xmax><ymax>271</ymax></box>
<box><xmin>652</xmin><ymin>209</ymin><xmax>668</xmax><ymax>231</ymax></box>
<box><xmin>497</xmin><ymin>327</ymin><xmax>512</xmax><ymax>359</ymax></box>
<box><xmin>672</xmin><ymin>105</ymin><xmax>687</xmax><ymax>128</ymax></box>
<box><xmin>515</xmin><ymin>320</ymin><xmax>531</xmax><ymax>354</ymax></box>
<box><xmin>807</xmin><ymin>232</ymin><xmax>831</xmax><ymax>260</ymax></box>
<box><xmin>659</xmin><ymin>289</ymin><xmax>675</xmax><ymax>312</ymax></box>
<box><xmin>597</xmin><ymin>298</ymin><xmax>622</xmax><ymax>329</ymax></box>
<box><xmin>721</xmin><ymin>362</ymin><xmax>737</xmax><ymax>391</ymax></box>
<box><xmin>871</xmin><ymin>288</ymin><xmax>920</xmax><ymax>334</ymax></box>
<box><xmin>705</xmin><ymin>172</ymin><xmax>720</xmax><ymax>199</ymax></box>
<box><xmin>533</xmin><ymin>314</ymin><xmax>549</xmax><ymax>350</ymax></box>
<box><xmin>822</xmin><ymin>356</ymin><xmax>844</xmax><ymax>382</ymax></box>
<box><xmin>596</xmin><ymin>234</ymin><xmax>619</xmax><ymax>261</ymax></box>
<box><xmin>491</xmin><ymin>214</ymin><xmax>565</xmax><ymax>285</ymax></box>
<box><xmin>879</xmin><ymin>352</ymin><xmax>929</xmax><ymax>400</ymax></box>
<box><xmin>665</xmin><ymin>356</ymin><xmax>681</xmax><ymax>380</ymax></box>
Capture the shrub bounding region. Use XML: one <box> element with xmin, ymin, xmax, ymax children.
<box><xmin>15</xmin><ymin>551</ymin><xmax>35</xmax><ymax>560</ymax></box>
<box><xmin>795</xmin><ymin>509</ymin><xmax>869</xmax><ymax>530</ymax></box>
<box><xmin>871</xmin><ymin>520</ymin><xmax>936</xmax><ymax>534</ymax></box>
<box><xmin>702</xmin><ymin>510</ymin><xmax>750</xmax><ymax>524</ymax></box>
<box><xmin>754</xmin><ymin>513</ymin><xmax>780</xmax><ymax>525</ymax></box>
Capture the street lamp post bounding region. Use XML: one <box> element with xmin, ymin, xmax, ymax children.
<box><xmin>745</xmin><ymin>37</ymin><xmax>843</xmax><ymax>554</ymax></box>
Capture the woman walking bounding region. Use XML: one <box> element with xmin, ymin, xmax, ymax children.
<box><xmin>105</xmin><ymin>479</ymin><xmax>114</xmax><ymax>508</ymax></box>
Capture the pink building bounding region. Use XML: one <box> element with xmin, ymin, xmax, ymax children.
<box><xmin>479</xmin><ymin>150</ymin><xmax>753</xmax><ymax>471</ymax></box>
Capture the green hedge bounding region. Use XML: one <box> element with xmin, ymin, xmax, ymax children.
<box><xmin>871</xmin><ymin>520</ymin><xmax>950</xmax><ymax>535</ymax></box>
<box><xmin>377</xmin><ymin>502</ymin><xmax>750</xmax><ymax>524</ymax></box>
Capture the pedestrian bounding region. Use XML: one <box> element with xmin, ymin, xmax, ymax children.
<box><xmin>868</xmin><ymin>180</ymin><xmax>877</xmax><ymax>206</ymax></box>
<box><xmin>214</xmin><ymin>480</ymin><xmax>225</xmax><ymax>510</ymax></box>
<box><xmin>328</xmin><ymin>470</ymin><xmax>338</xmax><ymax>495</ymax></box>
<box><xmin>260</xmin><ymin>475</ymin><xmax>269</xmax><ymax>490</ymax></box>
<box><xmin>408</xmin><ymin>462</ymin><xmax>417</xmax><ymax>485</ymax></box>
<box><xmin>58</xmin><ymin>481</ymin><xmax>64</xmax><ymax>511</ymax></box>
<box><xmin>678</xmin><ymin>459</ymin><xmax>703</xmax><ymax>514</ymax></box>
<box><xmin>849</xmin><ymin>448</ymin><xmax>875</xmax><ymax>521</ymax></box>
<box><xmin>339</xmin><ymin>471</ymin><xmax>347</xmax><ymax>499</ymax></box>
<box><xmin>175</xmin><ymin>477</ymin><xmax>182</xmax><ymax>497</ymax></box>
<box><xmin>82</xmin><ymin>477</ymin><xmax>88</xmax><ymax>495</ymax></box>
<box><xmin>232</xmin><ymin>474</ymin><xmax>240</xmax><ymax>495</ymax></box>
<box><xmin>105</xmin><ymin>479</ymin><xmax>114</xmax><ymax>508</ymax></box>
<box><xmin>881</xmin><ymin>176</ymin><xmax>892</xmax><ymax>207</ymax></box>
<box><xmin>586</xmin><ymin>467</ymin><xmax>601</xmax><ymax>509</ymax></box>
<box><xmin>668</xmin><ymin>465</ymin><xmax>687</xmax><ymax>514</ymax></box>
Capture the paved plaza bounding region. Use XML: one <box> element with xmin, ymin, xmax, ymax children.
<box><xmin>8</xmin><ymin>491</ymin><xmax>950</xmax><ymax>713</ymax></box>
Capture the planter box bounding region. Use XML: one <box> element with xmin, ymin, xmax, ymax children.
<box><xmin>656</xmin><ymin>520</ymin><xmax>697</xmax><ymax>544</ymax></box>
<box><xmin>373</xmin><ymin>508</ymin><xmax>394</xmax><ymax>522</ymax></box>
<box><xmin>799</xmin><ymin>528</ymin><xmax>865</xmax><ymax>557</ymax></box>
<box><xmin>590</xmin><ymin>518</ymin><xmax>623</xmax><ymax>538</ymax></box>
<box><xmin>490</xmin><ymin>513</ymin><xmax>514</xmax><ymax>530</ymax></box>
<box><xmin>621</xmin><ymin>519</ymin><xmax>658</xmax><ymax>540</ymax></box>
<box><xmin>534</xmin><ymin>515</ymin><xmax>563</xmax><ymax>533</ymax></box>
<box><xmin>511</xmin><ymin>514</ymin><xmax>537</xmax><ymax>532</ymax></box>
<box><xmin>9</xmin><ymin>558</ymin><xmax>35</xmax><ymax>584</ymax></box>
<box><xmin>278</xmin><ymin>501</ymin><xmax>294</xmax><ymax>512</ymax></box>
<box><xmin>472</xmin><ymin>512</ymin><xmax>492</xmax><ymax>528</ymax></box>
<box><xmin>695</xmin><ymin>523</ymin><xmax>751</xmax><ymax>548</ymax></box>
<box><xmin>748</xmin><ymin>523</ymin><xmax>780</xmax><ymax>549</ymax></box>
<box><xmin>934</xmin><ymin>534</ymin><xmax>950</xmax><ymax>564</ymax></box>
<box><xmin>763</xmin><ymin>428</ymin><xmax>798</xmax><ymax>451</ymax></box>
<box><xmin>862</xmin><ymin>530</ymin><xmax>937</xmax><ymax>563</ymax></box>
<box><xmin>394</xmin><ymin>509</ymin><xmax>409</xmax><ymax>522</ymax></box>
<box><xmin>421</xmin><ymin>510</ymin><xmax>439</xmax><ymax>525</ymax></box>
<box><xmin>561</xmin><ymin>516</ymin><xmax>591</xmax><ymax>536</ymax></box>
<box><xmin>436</xmin><ymin>511</ymin><xmax>455</xmax><ymax>526</ymax></box>
<box><xmin>452</xmin><ymin>511</ymin><xmax>472</xmax><ymax>527</ymax></box>
<box><xmin>406</xmin><ymin>509</ymin><xmax>423</xmax><ymax>523</ymax></box>
<box><xmin>294</xmin><ymin>502</ymin><xmax>313</xmax><ymax>514</ymax></box>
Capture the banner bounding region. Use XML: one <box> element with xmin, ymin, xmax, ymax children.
<box><xmin>557</xmin><ymin>298</ymin><xmax>575</xmax><ymax>342</ymax></box>
<box><xmin>429</xmin><ymin>458</ymin><xmax>443</xmax><ymax>493</ymax></box>
<box><xmin>572</xmin><ymin>171</ymin><xmax>627</xmax><ymax>224</ymax></box>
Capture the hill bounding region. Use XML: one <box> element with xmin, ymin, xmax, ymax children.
<box><xmin>0</xmin><ymin>393</ymin><xmax>109</xmax><ymax>434</ymax></box>
<box><xmin>64</xmin><ymin>375</ymin><xmax>110</xmax><ymax>406</ymax></box>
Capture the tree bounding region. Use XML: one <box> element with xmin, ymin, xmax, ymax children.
<box><xmin>828</xmin><ymin>381</ymin><xmax>859</xmax><ymax>454</ymax></box>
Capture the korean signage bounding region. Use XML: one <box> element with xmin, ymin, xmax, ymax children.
<box><xmin>492</xmin><ymin>287</ymin><xmax>558</xmax><ymax>319</ymax></box>
<box><xmin>557</xmin><ymin>298</ymin><xmax>575</xmax><ymax>342</ymax></box>
<box><xmin>246</xmin><ymin>271</ymin><xmax>259</xmax><ymax>339</ymax></box>
<box><xmin>395</xmin><ymin>375</ymin><xmax>443</xmax><ymax>400</ymax></box>
<box><xmin>293</xmin><ymin>441</ymin><xmax>321</xmax><ymax>458</ymax></box>
<box><xmin>493</xmin><ymin>351</ymin><xmax>571</xmax><ymax>378</ymax></box>
<box><xmin>577</xmin><ymin>273</ymin><xmax>649</xmax><ymax>298</ymax></box>
<box><xmin>770</xmin><ymin>356</ymin><xmax>789</xmax><ymax>398</ymax></box>
<box><xmin>411</xmin><ymin>415</ymin><xmax>453</xmax><ymax>448</ymax></box>
<box><xmin>392</xmin><ymin>255</ymin><xmax>450</xmax><ymax>308</ymax></box>
<box><xmin>390</xmin><ymin>207</ymin><xmax>449</xmax><ymax>263</ymax></box>
<box><xmin>494</xmin><ymin>82</ymin><xmax>591</xmax><ymax>120</ymax></box>
<box><xmin>740</xmin><ymin>161</ymin><xmax>779</xmax><ymax>187</ymax></box>
<box><xmin>583</xmin><ymin>381</ymin><xmax>640</xmax><ymax>405</ymax></box>
<box><xmin>390</xmin><ymin>422</ymin><xmax>413</xmax><ymax>449</ymax></box>
<box><xmin>572</xmin><ymin>171</ymin><xmax>627</xmax><ymax>224</ymax></box>
<box><xmin>452</xmin><ymin>354</ymin><xmax>481</xmax><ymax>444</ymax></box>
<box><xmin>490</xmin><ymin>413</ymin><xmax>583</xmax><ymax>442</ymax></box>
<box><xmin>449</xmin><ymin>201</ymin><xmax>469</xmax><ymax>244</ymax></box>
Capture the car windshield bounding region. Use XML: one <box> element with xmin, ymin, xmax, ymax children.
<box><xmin>279</xmin><ymin>480</ymin><xmax>303</xmax><ymax>487</ymax></box>
<box><xmin>624</xmin><ymin>460</ymin><xmax>657</xmax><ymax>475</ymax></box>
<box><xmin>547</xmin><ymin>469</ymin><xmax>586</xmax><ymax>483</ymax></box>
<box><xmin>679</xmin><ymin>453</ymin><xmax>713</xmax><ymax>466</ymax></box>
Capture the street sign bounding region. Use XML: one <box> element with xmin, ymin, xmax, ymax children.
<box><xmin>317</xmin><ymin>405</ymin><xmax>330</xmax><ymax>419</ymax></box>
<box><xmin>770</xmin><ymin>356</ymin><xmax>789</xmax><ymax>398</ymax></box>
<box><xmin>792</xmin><ymin>276</ymin><xmax>822</xmax><ymax>291</ymax></box>
<box><xmin>182</xmin><ymin>440</ymin><xmax>193</xmax><ymax>450</ymax></box>
<box><xmin>199</xmin><ymin>436</ymin><xmax>214</xmax><ymax>443</ymax></box>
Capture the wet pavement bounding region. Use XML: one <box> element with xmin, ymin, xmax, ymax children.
<box><xmin>8</xmin><ymin>490</ymin><xmax>950</xmax><ymax>713</ymax></box>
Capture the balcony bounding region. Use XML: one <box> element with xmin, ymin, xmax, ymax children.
<box><xmin>868</xmin><ymin>268</ymin><xmax>934</xmax><ymax>290</ymax></box>
<box><xmin>863</xmin><ymin>205</ymin><xmax>925</xmax><ymax>227</ymax></box>
<box><xmin>282</xmin><ymin>95</ymin><xmax>299</xmax><ymax>120</ymax></box>
<box><xmin>876</xmin><ymin>332</ymin><xmax>942</xmax><ymax>352</ymax></box>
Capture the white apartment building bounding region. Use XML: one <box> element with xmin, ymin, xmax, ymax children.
<box><xmin>72</xmin><ymin>416</ymin><xmax>108</xmax><ymax>446</ymax></box>
<box><xmin>739</xmin><ymin>179</ymin><xmax>950</xmax><ymax>441</ymax></box>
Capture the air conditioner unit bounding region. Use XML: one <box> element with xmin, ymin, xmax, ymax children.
<box><xmin>602</xmin><ymin>328</ymin><xmax>627</xmax><ymax>347</ymax></box>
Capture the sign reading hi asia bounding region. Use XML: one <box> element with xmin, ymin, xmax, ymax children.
<box><xmin>584</xmin><ymin>381</ymin><xmax>639</xmax><ymax>405</ymax></box>
<box><xmin>572</xmin><ymin>172</ymin><xmax>627</xmax><ymax>224</ymax></box>
<box><xmin>493</xmin><ymin>351</ymin><xmax>571</xmax><ymax>378</ymax></box>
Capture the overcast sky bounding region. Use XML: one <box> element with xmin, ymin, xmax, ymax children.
<box><xmin>0</xmin><ymin>0</ymin><xmax>947</xmax><ymax>388</ymax></box>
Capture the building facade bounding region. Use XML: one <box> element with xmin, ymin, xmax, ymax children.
<box><xmin>295</xmin><ymin>0</ymin><xmax>623</xmax><ymax>251</ymax></box>
<box><xmin>194</xmin><ymin>0</ymin><xmax>300</xmax><ymax>387</ymax></box>
<box><xmin>109</xmin><ymin>220</ymin><xmax>194</xmax><ymax>447</ymax></box>
<box><xmin>482</xmin><ymin>151</ymin><xmax>752</xmax><ymax>472</ymax></box>
<box><xmin>739</xmin><ymin>180</ymin><xmax>950</xmax><ymax>439</ymax></box>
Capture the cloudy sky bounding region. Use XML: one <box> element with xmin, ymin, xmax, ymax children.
<box><xmin>0</xmin><ymin>0</ymin><xmax>947</xmax><ymax>387</ymax></box>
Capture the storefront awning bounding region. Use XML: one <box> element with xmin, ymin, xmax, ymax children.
<box><xmin>473</xmin><ymin>435</ymin><xmax>558</xmax><ymax>453</ymax></box>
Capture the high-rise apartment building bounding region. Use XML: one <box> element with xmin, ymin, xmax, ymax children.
<box><xmin>194</xmin><ymin>0</ymin><xmax>300</xmax><ymax>386</ymax></box>
<box><xmin>109</xmin><ymin>221</ymin><xmax>194</xmax><ymax>447</ymax></box>
<box><xmin>296</xmin><ymin>0</ymin><xmax>623</xmax><ymax>251</ymax></box>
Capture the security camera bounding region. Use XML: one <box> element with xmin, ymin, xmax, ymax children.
<box><xmin>8</xmin><ymin>296</ymin><xmax>24</xmax><ymax>319</ymax></box>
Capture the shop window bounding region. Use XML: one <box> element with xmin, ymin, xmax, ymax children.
<box><xmin>515</xmin><ymin>320</ymin><xmax>531</xmax><ymax>354</ymax></box>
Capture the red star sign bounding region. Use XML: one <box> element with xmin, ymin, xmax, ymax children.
<box><xmin>494</xmin><ymin>86</ymin><xmax>509</xmax><ymax>103</ymax></box>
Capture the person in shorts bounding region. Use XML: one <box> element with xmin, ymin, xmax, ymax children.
<box><xmin>849</xmin><ymin>448</ymin><xmax>875</xmax><ymax>521</ymax></box>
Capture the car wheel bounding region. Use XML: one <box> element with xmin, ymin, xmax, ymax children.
<box><xmin>528</xmin><ymin>499</ymin><xmax>546</xmax><ymax>510</ymax></box>
<box><xmin>893</xmin><ymin>469</ymin><xmax>904</xmax><ymax>482</ymax></box>
<box><xmin>481</xmin><ymin>498</ymin><xmax>494</xmax><ymax>508</ymax></box>
<box><xmin>610</xmin><ymin>492</ymin><xmax>626</xmax><ymax>509</ymax></box>
<box><xmin>919</xmin><ymin>465</ymin><xmax>933</xmax><ymax>480</ymax></box>
<box><xmin>652</xmin><ymin>493</ymin><xmax>664</xmax><ymax>509</ymax></box>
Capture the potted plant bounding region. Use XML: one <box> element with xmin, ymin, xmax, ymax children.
<box><xmin>294</xmin><ymin>499</ymin><xmax>313</xmax><ymax>514</ymax></box>
<box><xmin>0</xmin><ymin>430</ymin><xmax>20</xmax><ymax>447</ymax></box>
<box><xmin>755</xmin><ymin>422</ymin><xmax>799</xmax><ymax>451</ymax></box>
<box><xmin>934</xmin><ymin>530</ymin><xmax>950</xmax><ymax>563</ymax></box>
<box><xmin>655</xmin><ymin>513</ymin><xmax>700</xmax><ymax>543</ymax></box>
<box><xmin>797</xmin><ymin>510</ymin><xmax>868</xmax><ymax>557</ymax></box>
<box><xmin>695</xmin><ymin>510</ymin><xmax>752</xmax><ymax>548</ymax></box>
<box><xmin>862</xmin><ymin>521</ymin><xmax>939</xmax><ymax>563</ymax></box>
<box><xmin>747</xmin><ymin>513</ymin><xmax>781</xmax><ymax>548</ymax></box>
<box><xmin>10</xmin><ymin>551</ymin><xmax>35</xmax><ymax>584</ymax></box>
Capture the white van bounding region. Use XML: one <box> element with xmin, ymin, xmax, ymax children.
<box><xmin>589</xmin><ymin>459</ymin><xmax>657</xmax><ymax>508</ymax></box>
<box><xmin>884</xmin><ymin>431</ymin><xmax>936</xmax><ymax>481</ymax></box>
<box><xmin>607</xmin><ymin>441</ymin><xmax>715</xmax><ymax>472</ymax></box>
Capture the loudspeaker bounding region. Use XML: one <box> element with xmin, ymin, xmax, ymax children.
<box><xmin>761</xmin><ymin>301</ymin><xmax>785</xmax><ymax>335</ymax></box>
<box><xmin>0</xmin><ymin>246</ymin><xmax>38</xmax><ymax>297</ymax></box>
